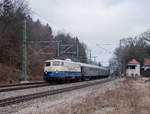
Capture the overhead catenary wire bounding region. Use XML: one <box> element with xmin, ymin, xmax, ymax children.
<box><xmin>31</xmin><ymin>10</ymin><xmax>60</xmax><ymax>31</ymax></box>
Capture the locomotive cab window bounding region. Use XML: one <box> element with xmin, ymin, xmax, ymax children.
<box><xmin>53</xmin><ymin>61</ymin><xmax>60</xmax><ymax>66</ymax></box>
<box><xmin>61</xmin><ymin>62</ymin><xmax>64</xmax><ymax>66</ymax></box>
<box><xmin>45</xmin><ymin>62</ymin><xmax>51</xmax><ymax>66</ymax></box>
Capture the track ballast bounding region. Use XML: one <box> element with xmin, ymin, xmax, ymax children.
<box><xmin>0</xmin><ymin>77</ymin><xmax>116</xmax><ymax>107</ymax></box>
<box><xmin>0</xmin><ymin>82</ymin><xmax>50</xmax><ymax>92</ymax></box>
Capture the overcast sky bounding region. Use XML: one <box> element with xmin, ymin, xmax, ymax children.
<box><xmin>29</xmin><ymin>0</ymin><xmax>150</xmax><ymax>65</ymax></box>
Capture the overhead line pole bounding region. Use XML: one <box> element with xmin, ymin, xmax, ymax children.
<box><xmin>119</xmin><ymin>40</ymin><xmax>122</xmax><ymax>78</ymax></box>
<box><xmin>120</xmin><ymin>39</ymin><xmax>126</xmax><ymax>78</ymax></box>
<box><xmin>22</xmin><ymin>20</ymin><xmax>27</xmax><ymax>82</ymax></box>
<box><xmin>57</xmin><ymin>41</ymin><xmax>60</xmax><ymax>57</ymax></box>
<box><xmin>90</xmin><ymin>50</ymin><xmax>91</xmax><ymax>64</ymax></box>
<box><xmin>76</xmin><ymin>38</ymin><xmax>79</xmax><ymax>60</ymax></box>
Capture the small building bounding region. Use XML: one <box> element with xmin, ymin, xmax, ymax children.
<box><xmin>126</xmin><ymin>59</ymin><xmax>140</xmax><ymax>77</ymax></box>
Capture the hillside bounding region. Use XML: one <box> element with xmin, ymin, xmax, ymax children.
<box><xmin>0</xmin><ymin>64</ymin><xmax>42</xmax><ymax>84</ymax></box>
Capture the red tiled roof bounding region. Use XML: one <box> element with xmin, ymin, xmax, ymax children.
<box><xmin>144</xmin><ymin>58</ymin><xmax>150</xmax><ymax>66</ymax></box>
<box><xmin>128</xmin><ymin>59</ymin><xmax>140</xmax><ymax>64</ymax></box>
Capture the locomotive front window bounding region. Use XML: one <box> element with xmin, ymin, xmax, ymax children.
<box><xmin>61</xmin><ymin>62</ymin><xmax>64</xmax><ymax>66</ymax></box>
<box><xmin>53</xmin><ymin>61</ymin><xmax>60</xmax><ymax>66</ymax></box>
<box><xmin>45</xmin><ymin>62</ymin><xmax>51</xmax><ymax>66</ymax></box>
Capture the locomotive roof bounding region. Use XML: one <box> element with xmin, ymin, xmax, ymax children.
<box><xmin>45</xmin><ymin>59</ymin><xmax>64</xmax><ymax>62</ymax></box>
<box><xmin>45</xmin><ymin>59</ymin><xmax>79</xmax><ymax>64</ymax></box>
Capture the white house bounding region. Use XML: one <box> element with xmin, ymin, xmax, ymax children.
<box><xmin>126</xmin><ymin>59</ymin><xmax>140</xmax><ymax>77</ymax></box>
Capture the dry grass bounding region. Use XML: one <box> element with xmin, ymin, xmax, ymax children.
<box><xmin>33</xmin><ymin>77</ymin><xmax>150</xmax><ymax>114</ymax></box>
<box><xmin>0</xmin><ymin>64</ymin><xmax>21</xmax><ymax>84</ymax></box>
<box><xmin>0</xmin><ymin>63</ymin><xmax>42</xmax><ymax>84</ymax></box>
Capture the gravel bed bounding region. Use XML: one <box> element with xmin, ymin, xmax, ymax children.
<box><xmin>0</xmin><ymin>78</ymin><xmax>123</xmax><ymax>114</ymax></box>
<box><xmin>0</xmin><ymin>78</ymin><xmax>108</xmax><ymax>100</ymax></box>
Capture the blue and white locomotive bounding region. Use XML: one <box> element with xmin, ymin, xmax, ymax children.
<box><xmin>44</xmin><ymin>58</ymin><xmax>109</xmax><ymax>82</ymax></box>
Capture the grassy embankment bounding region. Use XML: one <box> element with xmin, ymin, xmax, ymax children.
<box><xmin>37</xmin><ymin>77</ymin><xmax>150</xmax><ymax>114</ymax></box>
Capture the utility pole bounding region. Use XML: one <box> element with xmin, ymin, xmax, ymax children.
<box><xmin>119</xmin><ymin>40</ymin><xmax>122</xmax><ymax>78</ymax></box>
<box><xmin>89</xmin><ymin>50</ymin><xmax>91</xmax><ymax>64</ymax></box>
<box><xmin>22</xmin><ymin>20</ymin><xmax>27</xmax><ymax>82</ymax></box>
<box><xmin>76</xmin><ymin>38</ymin><xmax>79</xmax><ymax>60</ymax></box>
<box><xmin>57</xmin><ymin>41</ymin><xmax>60</xmax><ymax>57</ymax></box>
<box><xmin>88</xmin><ymin>50</ymin><xmax>97</xmax><ymax>64</ymax></box>
<box><xmin>93</xmin><ymin>56</ymin><xmax>97</xmax><ymax>62</ymax></box>
<box><xmin>120</xmin><ymin>39</ymin><xmax>126</xmax><ymax>78</ymax></box>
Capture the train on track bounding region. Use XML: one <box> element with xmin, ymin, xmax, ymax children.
<box><xmin>43</xmin><ymin>58</ymin><xmax>110</xmax><ymax>82</ymax></box>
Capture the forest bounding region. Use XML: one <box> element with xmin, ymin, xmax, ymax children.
<box><xmin>110</xmin><ymin>30</ymin><xmax>150</xmax><ymax>75</ymax></box>
<box><xmin>0</xmin><ymin>0</ymin><xmax>88</xmax><ymax>83</ymax></box>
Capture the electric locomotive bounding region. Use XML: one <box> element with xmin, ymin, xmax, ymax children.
<box><xmin>44</xmin><ymin>59</ymin><xmax>81</xmax><ymax>81</ymax></box>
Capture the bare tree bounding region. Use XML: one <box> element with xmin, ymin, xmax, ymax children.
<box><xmin>140</xmin><ymin>30</ymin><xmax>150</xmax><ymax>42</ymax></box>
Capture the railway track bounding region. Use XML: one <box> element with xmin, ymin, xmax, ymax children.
<box><xmin>0</xmin><ymin>81</ymin><xmax>46</xmax><ymax>88</ymax></box>
<box><xmin>0</xmin><ymin>77</ymin><xmax>116</xmax><ymax>107</ymax></box>
<box><xmin>0</xmin><ymin>82</ymin><xmax>50</xmax><ymax>92</ymax></box>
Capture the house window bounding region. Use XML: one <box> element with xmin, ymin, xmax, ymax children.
<box><xmin>130</xmin><ymin>66</ymin><xmax>136</xmax><ymax>69</ymax></box>
<box><xmin>127</xmin><ymin>65</ymin><xmax>136</xmax><ymax>69</ymax></box>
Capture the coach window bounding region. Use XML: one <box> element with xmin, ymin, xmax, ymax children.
<box><xmin>45</xmin><ymin>62</ymin><xmax>51</xmax><ymax>66</ymax></box>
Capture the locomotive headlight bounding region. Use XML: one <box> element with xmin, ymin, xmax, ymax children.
<box><xmin>56</xmin><ymin>70</ymin><xmax>58</xmax><ymax>73</ymax></box>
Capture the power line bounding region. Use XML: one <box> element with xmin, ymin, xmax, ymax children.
<box><xmin>31</xmin><ymin>10</ymin><xmax>59</xmax><ymax>30</ymax></box>
<box><xmin>96</xmin><ymin>43</ymin><xmax>112</xmax><ymax>54</ymax></box>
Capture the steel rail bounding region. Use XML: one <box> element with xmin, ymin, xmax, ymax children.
<box><xmin>0</xmin><ymin>81</ymin><xmax>46</xmax><ymax>88</ymax></box>
<box><xmin>0</xmin><ymin>83</ymin><xmax>50</xmax><ymax>93</ymax></box>
<box><xmin>0</xmin><ymin>77</ymin><xmax>116</xmax><ymax>107</ymax></box>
